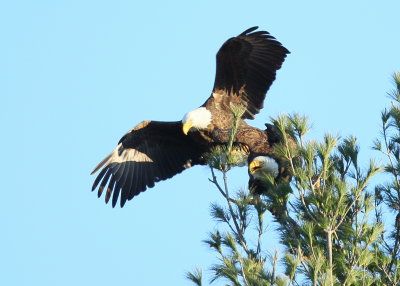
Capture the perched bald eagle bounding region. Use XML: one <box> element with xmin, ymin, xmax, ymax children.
<box><xmin>91</xmin><ymin>27</ymin><xmax>289</xmax><ymax>207</ymax></box>
<box><xmin>248</xmin><ymin>123</ymin><xmax>292</xmax><ymax>195</ymax></box>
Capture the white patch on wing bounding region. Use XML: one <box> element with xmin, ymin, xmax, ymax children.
<box><xmin>91</xmin><ymin>143</ymin><xmax>153</xmax><ymax>175</ymax></box>
<box><xmin>112</xmin><ymin>144</ymin><xmax>153</xmax><ymax>163</ymax></box>
<box><xmin>183</xmin><ymin>159</ymin><xmax>192</xmax><ymax>169</ymax></box>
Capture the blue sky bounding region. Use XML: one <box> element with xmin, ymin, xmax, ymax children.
<box><xmin>1</xmin><ymin>1</ymin><xmax>400</xmax><ymax>285</ymax></box>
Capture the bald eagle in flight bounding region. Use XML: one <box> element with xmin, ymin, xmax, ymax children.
<box><xmin>91</xmin><ymin>27</ymin><xmax>290</xmax><ymax>207</ymax></box>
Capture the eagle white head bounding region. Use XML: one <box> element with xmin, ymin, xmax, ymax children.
<box><xmin>182</xmin><ymin>107</ymin><xmax>212</xmax><ymax>135</ymax></box>
<box><xmin>249</xmin><ymin>156</ymin><xmax>279</xmax><ymax>179</ymax></box>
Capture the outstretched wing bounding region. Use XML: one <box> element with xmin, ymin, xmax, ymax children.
<box><xmin>91</xmin><ymin>121</ymin><xmax>205</xmax><ymax>207</ymax></box>
<box><xmin>207</xmin><ymin>26</ymin><xmax>289</xmax><ymax>119</ymax></box>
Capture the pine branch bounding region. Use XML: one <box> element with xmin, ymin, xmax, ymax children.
<box><xmin>209</xmin><ymin>167</ymin><xmax>250</xmax><ymax>257</ymax></box>
<box><xmin>186</xmin><ymin>268</ymin><xmax>203</xmax><ymax>286</ymax></box>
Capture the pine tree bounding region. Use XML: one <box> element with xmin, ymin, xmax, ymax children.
<box><xmin>187</xmin><ymin>72</ymin><xmax>400</xmax><ymax>286</ymax></box>
<box><xmin>372</xmin><ymin>72</ymin><xmax>400</xmax><ymax>285</ymax></box>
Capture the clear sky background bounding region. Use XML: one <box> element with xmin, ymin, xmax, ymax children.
<box><xmin>1</xmin><ymin>1</ymin><xmax>400</xmax><ymax>285</ymax></box>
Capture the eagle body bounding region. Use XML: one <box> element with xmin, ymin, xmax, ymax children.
<box><xmin>91</xmin><ymin>27</ymin><xmax>289</xmax><ymax>207</ymax></box>
<box><xmin>248</xmin><ymin>124</ymin><xmax>293</xmax><ymax>195</ymax></box>
<box><xmin>184</xmin><ymin>91</ymin><xmax>273</xmax><ymax>152</ymax></box>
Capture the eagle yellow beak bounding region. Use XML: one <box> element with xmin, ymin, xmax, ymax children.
<box><xmin>182</xmin><ymin>121</ymin><xmax>193</xmax><ymax>135</ymax></box>
<box><xmin>249</xmin><ymin>160</ymin><xmax>263</xmax><ymax>175</ymax></box>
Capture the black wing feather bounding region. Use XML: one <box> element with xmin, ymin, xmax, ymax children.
<box><xmin>118</xmin><ymin>161</ymin><xmax>132</xmax><ymax>207</ymax></box>
<box><xmin>209</xmin><ymin>27</ymin><xmax>290</xmax><ymax>119</ymax></box>
<box><xmin>97</xmin><ymin>168</ymin><xmax>112</xmax><ymax>198</ymax></box>
<box><xmin>92</xmin><ymin>167</ymin><xmax>108</xmax><ymax>191</ymax></box>
<box><xmin>112</xmin><ymin>181</ymin><xmax>122</xmax><ymax>207</ymax></box>
<box><xmin>91</xmin><ymin>121</ymin><xmax>206</xmax><ymax>207</ymax></box>
<box><xmin>105</xmin><ymin>176</ymin><xmax>116</xmax><ymax>204</ymax></box>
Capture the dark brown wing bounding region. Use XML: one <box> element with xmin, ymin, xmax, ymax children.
<box><xmin>91</xmin><ymin>121</ymin><xmax>206</xmax><ymax>207</ymax></box>
<box><xmin>207</xmin><ymin>26</ymin><xmax>289</xmax><ymax>119</ymax></box>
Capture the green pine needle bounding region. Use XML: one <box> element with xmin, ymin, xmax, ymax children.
<box><xmin>185</xmin><ymin>268</ymin><xmax>203</xmax><ymax>286</ymax></box>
